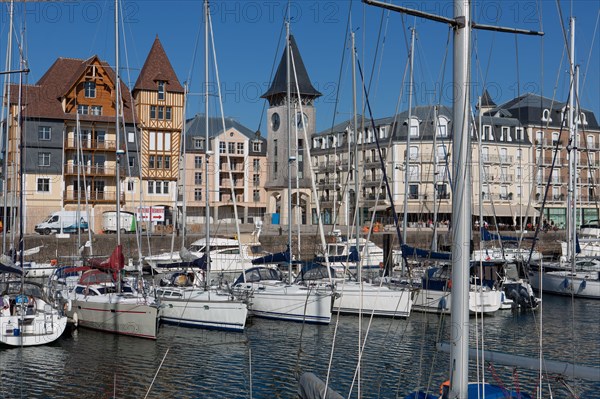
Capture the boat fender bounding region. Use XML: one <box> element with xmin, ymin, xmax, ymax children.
<box><xmin>50</xmin><ymin>259</ymin><xmax>58</xmax><ymax>266</ymax></box>
<box><xmin>561</xmin><ymin>278</ymin><xmax>570</xmax><ymax>289</ymax></box>
<box><xmin>72</xmin><ymin>312</ymin><xmax>79</xmax><ymax>328</ymax></box>
<box><xmin>447</xmin><ymin>279</ymin><xmax>452</xmax><ymax>289</ymax></box>
<box><xmin>579</xmin><ymin>279</ymin><xmax>586</xmax><ymax>290</ymax></box>
<box><xmin>440</xmin><ymin>380</ymin><xmax>450</xmax><ymax>397</ymax></box>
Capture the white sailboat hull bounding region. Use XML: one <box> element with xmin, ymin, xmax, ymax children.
<box><xmin>234</xmin><ymin>282</ymin><xmax>332</xmax><ymax>324</ymax></box>
<box><xmin>158</xmin><ymin>288</ymin><xmax>248</xmax><ymax>331</ymax></box>
<box><xmin>529</xmin><ymin>270</ymin><xmax>600</xmax><ymax>299</ymax></box>
<box><xmin>0</xmin><ymin>312</ymin><xmax>67</xmax><ymax>347</ymax></box>
<box><xmin>69</xmin><ymin>295</ymin><xmax>159</xmax><ymax>339</ymax></box>
<box><xmin>412</xmin><ymin>287</ymin><xmax>502</xmax><ymax>314</ymax></box>
<box><xmin>333</xmin><ymin>282</ymin><xmax>413</xmax><ymax>318</ymax></box>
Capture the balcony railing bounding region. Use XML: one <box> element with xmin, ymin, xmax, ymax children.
<box><xmin>481</xmin><ymin>154</ymin><xmax>514</xmax><ymax>164</ymax></box>
<box><xmin>65</xmin><ymin>139</ymin><xmax>117</xmax><ymax>151</ymax></box>
<box><xmin>64</xmin><ymin>164</ymin><xmax>118</xmax><ymax>176</ymax></box>
<box><xmin>64</xmin><ymin>190</ymin><xmax>119</xmax><ymax>203</ymax></box>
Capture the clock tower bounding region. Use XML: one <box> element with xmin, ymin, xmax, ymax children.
<box><xmin>261</xmin><ymin>35</ymin><xmax>321</xmax><ymax>225</ymax></box>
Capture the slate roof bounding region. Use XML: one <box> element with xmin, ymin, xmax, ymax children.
<box><xmin>10</xmin><ymin>56</ymin><xmax>135</xmax><ymax>123</ymax></box>
<box><xmin>184</xmin><ymin>114</ymin><xmax>266</xmax><ymax>153</ymax></box>
<box><xmin>261</xmin><ymin>35</ymin><xmax>321</xmax><ymax>101</ymax></box>
<box><xmin>488</xmin><ymin>93</ymin><xmax>599</xmax><ymax>129</ymax></box>
<box><xmin>133</xmin><ymin>36</ymin><xmax>184</xmax><ymax>93</ymax></box>
<box><xmin>480</xmin><ymin>89</ymin><xmax>496</xmax><ymax>107</ymax></box>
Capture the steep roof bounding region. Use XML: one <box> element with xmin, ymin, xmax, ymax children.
<box><xmin>185</xmin><ymin>114</ymin><xmax>259</xmax><ymax>140</ymax></box>
<box><xmin>10</xmin><ymin>56</ymin><xmax>135</xmax><ymax>123</ymax></box>
<box><xmin>133</xmin><ymin>36</ymin><xmax>184</xmax><ymax>93</ymax></box>
<box><xmin>480</xmin><ymin>89</ymin><xmax>496</xmax><ymax>107</ymax></box>
<box><xmin>261</xmin><ymin>35</ymin><xmax>321</xmax><ymax>101</ymax></box>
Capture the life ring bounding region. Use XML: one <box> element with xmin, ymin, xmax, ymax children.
<box><xmin>447</xmin><ymin>279</ymin><xmax>452</xmax><ymax>289</ymax></box>
<box><xmin>50</xmin><ymin>259</ymin><xmax>58</xmax><ymax>266</ymax></box>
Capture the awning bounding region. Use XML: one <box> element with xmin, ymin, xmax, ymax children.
<box><xmin>473</xmin><ymin>205</ymin><xmax>538</xmax><ymax>217</ymax></box>
<box><xmin>368</xmin><ymin>203</ymin><xmax>391</xmax><ymax>212</ymax></box>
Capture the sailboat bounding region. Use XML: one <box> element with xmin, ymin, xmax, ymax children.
<box><xmin>527</xmin><ymin>18</ymin><xmax>600</xmax><ymax>300</ymax></box>
<box><xmin>65</xmin><ymin>0</ymin><xmax>159</xmax><ymax>339</ymax></box>
<box><xmin>232</xmin><ymin>23</ymin><xmax>333</xmax><ymax>325</ymax></box>
<box><xmin>155</xmin><ymin>0</ymin><xmax>248</xmax><ymax>332</ymax></box>
<box><xmin>361</xmin><ymin>1</ymin><xmax>542</xmax><ymax>398</ymax></box>
<box><xmin>0</xmin><ymin>5</ymin><xmax>67</xmax><ymax>344</ymax></box>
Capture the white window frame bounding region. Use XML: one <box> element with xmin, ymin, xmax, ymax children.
<box><xmin>37</xmin><ymin>177</ymin><xmax>50</xmax><ymax>192</ymax></box>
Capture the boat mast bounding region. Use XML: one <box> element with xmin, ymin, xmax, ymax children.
<box><xmin>204</xmin><ymin>0</ymin><xmax>212</xmax><ymax>285</ymax></box>
<box><xmin>567</xmin><ymin>17</ymin><xmax>577</xmax><ymax>265</ymax></box>
<box><xmin>449</xmin><ymin>1</ymin><xmax>471</xmax><ymax>395</ymax></box>
<box><xmin>402</xmin><ymin>27</ymin><xmax>416</xmax><ymax>244</ymax></box>
<box><xmin>2</xmin><ymin>0</ymin><xmax>14</xmax><ymax>255</ymax></box>
<box><xmin>114</xmin><ymin>0</ymin><xmax>122</xmax><ymax>247</ymax></box>
<box><xmin>286</xmin><ymin>21</ymin><xmax>293</xmax><ymax>284</ymax></box>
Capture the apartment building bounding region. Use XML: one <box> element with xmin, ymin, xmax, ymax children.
<box><xmin>3</xmin><ymin>37</ymin><xmax>268</xmax><ymax>234</ymax></box>
<box><xmin>5</xmin><ymin>55</ymin><xmax>139</xmax><ymax>233</ymax></box>
<box><xmin>180</xmin><ymin>114</ymin><xmax>267</xmax><ymax>227</ymax></box>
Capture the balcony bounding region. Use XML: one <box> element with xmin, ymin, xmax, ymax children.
<box><xmin>481</xmin><ymin>154</ymin><xmax>514</xmax><ymax>164</ymax></box>
<box><xmin>65</xmin><ymin>138</ymin><xmax>117</xmax><ymax>151</ymax></box>
<box><xmin>64</xmin><ymin>164</ymin><xmax>117</xmax><ymax>177</ymax></box>
<box><xmin>64</xmin><ymin>190</ymin><xmax>119</xmax><ymax>204</ymax></box>
<box><xmin>220</xmin><ymin>163</ymin><xmax>245</xmax><ymax>173</ymax></box>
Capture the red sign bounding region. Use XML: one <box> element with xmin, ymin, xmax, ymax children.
<box><xmin>137</xmin><ymin>206</ymin><xmax>165</xmax><ymax>222</ymax></box>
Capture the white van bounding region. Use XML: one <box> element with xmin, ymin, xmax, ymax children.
<box><xmin>35</xmin><ymin>211</ymin><xmax>89</xmax><ymax>235</ymax></box>
<box><xmin>102</xmin><ymin>211</ymin><xmax>137</xmax><ymax>234</ymax></box>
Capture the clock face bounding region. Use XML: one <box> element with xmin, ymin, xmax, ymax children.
<box><xmin>296</xmin><ymin>112</ymin><xmax>308</xmax><ymax>129</ymax></box>
<box><xmin>271</xmin><ymin>112</ymin><xmax>280</xmax><ymax>132</ymax></box>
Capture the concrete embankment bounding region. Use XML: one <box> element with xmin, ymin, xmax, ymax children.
<box><xmin>20</xmin><ymin>225</ymin><xmax>563</xmax><ymax>264</ymax></box>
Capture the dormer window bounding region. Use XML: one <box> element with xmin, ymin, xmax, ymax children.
<box><xmin>194</xmin><ymin>138</ymin><xmax>205</xmax><ymax>150</ymax></box>
<box><xmin>408</xmin><ymin>117</ymin><xmax>419</xmax><ymax>138</ymax></box>
<box><xmin>578</xmin><ymin>112</ymin><xmax>588</xmax><ymax>126</ymax></box>
<box><xmin>516</xmin><ymin>127</ymin><xmax>524</xmax><ymax>140</ymax></box>
<box><xmin>84</xmin><ymin>82</ymin><xmax>96</xmax><ymax>98</ymax></box>
<box><xmin>483</xmin><ymin>125</ymin><xmax>493</xmax><ymax>140</ymax></box>
<box><xmin>157</xmin><ymin>81</ymin><xmax>165</xmax><ymax>100</ymax></box>
<box><xmin>541</xmin><ymin>108</ymin><xmax>552</xmax><ymax>122</ymax></box>
<box><xmin>77</xmin><ymin>105</ymin><xmax>89</xmax><ymax>115</ymax></box>
<box><xmin>436</xmin><ymin>116</ymin><xmax>449</xmax><ymax>137</ymax></box>
<box><xmin>252</xmin><ymin>141</ymin><xmax>261</xmax><ymax>152</ymax></box>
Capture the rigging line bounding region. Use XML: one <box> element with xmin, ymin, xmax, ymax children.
<box><xmin>119</xmin><ymin>0</ymin><xmax>146</xmax><ymax>265</ymax></box>
<box><xmin>366</xmin><ymin>8</ymin><xmax>390</xmax><ymax>99</ymax></box>
<box><xmin>579</xmin><ymin>9</ymin><xmax>599</xmax><ymax>92</ymax></box>
<box><xmin>355</xmin><ymin>54</ymin><xmax>406</xmax><ymax>258</ymax></box>
<box><xmin>256</xmin><ymin>17</ymin><xmax>286</xmax><ymax>133</ymax></box>
<box><xmin>208</xmin><ymin>10</ymin><xmax>245</xmax><ymax>267</ymax></box>
<box><xmin>144</xmin><ymin>348</ymin><xmax>170</xmax><ymax>399</ymax></box>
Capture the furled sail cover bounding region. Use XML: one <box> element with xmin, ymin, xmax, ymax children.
<box><xmin>88</xmin><ymin>244</ymin><xmax>125</xmax><ymax>271</ymax></box>
<box><xmin>313</xmin><ymin>248</ymin><xmax>359</xmax><ymax>264</ymax></box>
<box><xmin>251</xmin><ymin>246</ymin><xmax>290</xmax><ymax>265</ymax></box>
<box><xmin>401</xmin><ymin>244</ymin><xmax>451</xmax><ymax>261</ymax></box>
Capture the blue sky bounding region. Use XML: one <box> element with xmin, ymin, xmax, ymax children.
<box><xmin>2</xmin><ymin>0</ymin><xmax>599</xmax><ymax>133</ymax></box>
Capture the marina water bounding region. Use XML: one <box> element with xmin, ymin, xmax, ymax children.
<box><xmin>0</xmin><ymin>295</ymin><xmax>598</xmax><ymax>398</ymax></box>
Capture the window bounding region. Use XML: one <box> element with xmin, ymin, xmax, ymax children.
<box><xmin>127</xmin><ymin>180</ymin><xmax>134</xmax><ymax>192</ymax></box>
<box><xmin>228</xmin><ymin>143</ymin><xmax>235</xmax><ymax>154</ymax></box>
<box><xmin>409</xmin><ymin>184</ymin><xmax>419</xmax><ymax>199</ymax></box>
<box><xmin>165</xmin><ymin>107</ymin><xmax>172</xmax><ymax>120</ymax></box>
<box><xmin>194</xmin><ymin>172</ymin><xmax>202</xmax><ymax>185</ymax></box>
<box><xmin>516</xmin><ymin>127</ymin><xmax>524</xmax><ymax>140</ymax></box>
<box><xmin>164</xmin><ymin>156</ymin><xmax>171</xmax><ymax>169</ymax></box>
<box><xmin>194</xmin><ymin>138</ymin><xmax>204</xmax><ymax>149</ymax></box>
<box><xmin>150</xmin><ymin>106</ymin><xmax>157</xmax><ymax>119</ymax></box>
<box><xmin>253</xmin><ymin>174</ymin><xmax>260</xmax><ymax>187</ymax></box>
<box><xmin>253</xmin><ymin>189</ymin><xmax>260</xmax><ymax>201</ymax></box>
<box><xmin>409</xmin><ymin>146</ymin><xmax>419</xmax><ymax>160</ymax></box>
<box><xmin>219</xmin><ymin>142</ymin><xmax>226</xmax><ymax>154</ymax></box>
<box><xmin>273</xmin><ymin>161</ymin><xmax>278</xmax><ymax>174</ymax></box>
<box><xmin>541</xmin><ymin>108</ymin><xmax>552</xmax><ymax>122</ymax></box>
<box><xmin>128</xmin><ymin>156</ymin><xmax>135</xmax><ymax>168</ymax></box>
<box><xmin>157</xmin><ymin>106</ymin><xmax>164</xmax><ymax>119</ymax></box>
<box><xmin>409</xmin><ymin>118</ymin><xmax>419</xmax><ymax>137</ymax></box>
<box><xmin>149</xmin><ymin>155</ymin><xmax>155</xmax><ymax>169</ymax></box>
<box><xmin>128</xmin><ymin>132</ymin><xmax>135</xmax><ymax>143</ymax></box>
<box><xmin>77</xmin><ymin>105</ymin><xmax>89</xmax><ymax>115</ymax></box>
<box><xmin>273</xmin><ymin>139</ymin><xmax>278</xmax><ymax>156</ymax></box>
<box><xmin>408</xmin><ymin>165</ymin><xmax>419</xmax><ymax>182</ymax></box>
<box><xmin>516</xmin><ymin>167</ymin><xmax>522</xmax><ymax>181</ymax></box>
<box><xmin>552</xmin><ymin>132</ymin><xmax>559</xmax><ymax>146</ymax></box>
<box><xmin>38</xmin><ymin>152</ymin><xmax>51</xmax><ymax>167</ymax></box>
<box><xmin>253</xmin><ymin>159</ymin><xmax>260</xmax><ymax>172</ymax></box>
<box><xmin>253</xmin><ymin>141</ymin><xmax>261</xmax><ymax>152</ymax></box>
<box><xmin>90</xmin><ymin>105</ymin><xmax>102</xmax><ymax>116</ymax></box>
<box><xmin>194</xmin><ymin>188</ymin><xmax>202</xmax><ymax>201</ymax></box>
<box><xmin>157</xmin><ymin>81</ymin><xmax>165</xmax><ymax>100</ymax></box>
<box><xmin>39</xmin><ymin>126</ymin><xmax>51</xmax><ymax>141</ymax></box>
<box><xmin>156</xmin><ymin>155</ymin><xmax>163</xmax><ymax>169</ymax></box>
<box><xmin>195</xmin><ymin>156</ymin><xmax>202</xmax><ymax>169</ymax></box>
<box><xmin>500</xmin><ymin>148</ymin><xmax>508</xmax><ymax>163</ymax></box>
<box><xmin>516</xmin><ymin>148</ymin><xmax>522</xmax><ymax>161</ymax></box>
<box><xmin>37</xmin><ymin>178</ymin><xmax>50</xmax><ymax>192</ymax></box>
<box><xmin>484</xmin><ymin>125</ymin><xmax>492</xmax><ymax>140</ymax></box>
<box><xmin>148</xmin><ymin>181</ymin><xmax>169</xmax><ymax>194</ymax></box>
<box><xmin>84</xmin><ymin>82</ymin><xmax>96</xmax><ymax>98</ymax></box>
<box><xmin>237</xmin><ymin>142</ymin><xmax>244</xmax><ymax>154</ymax></box>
